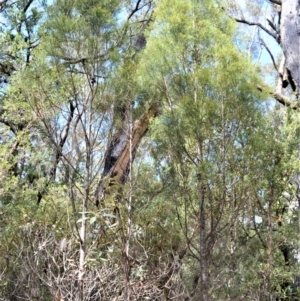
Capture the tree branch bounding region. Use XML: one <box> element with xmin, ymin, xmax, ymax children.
<box><xmin>0</xmin><ymin>0</ymin><xmax>8</xmax><ymax>11</ymax></box>
<box><xmin>127</xmin><ymin>0</ymin><xmax>153</xmax><ymax>20</ymax></box>
<box><xmin>268</xmin><ymin>0</ymin><xmax>281</xmax><ymax>5</ymax></box>
<box><xmin>37</xmin><ymin>101</ymin><xmax>76</xmax><ymax>205</ymax></box>
<box><xmin>235</xmin><ymin>18</ymin><xmax>279</xmax><ymax>43</ymax></box>
<box><xmin>23</xmin><ymin>0</ymin><xmax>34</xmax><ymax>13</ymax></box>
<box><xmin>49</xmin><ymin>101</ymin><xmax>75</xmax><ymax>180</ymax></box>
<box><xmin>128</xmin><ymin>0</ymin><xmax>142</xmax><ymax>20</ymax></box>
<box><xmin>259</xmin><ymin>37</ymin><xmax>279</xmax><ymax>73</ymax></box>
<box><xmin>257</xmin><ymin>86</ymin><xmax>300</xmax><ymax>110</ymax></box>
<box><xmin>273</xmin><ymin>92</ymin><xmax>300</xmax><ymax>109</ymax></box>
<box><xmin>267</xmin><ymin>18</ymin><xmax>277</xmax><ymax>32</ymax></box>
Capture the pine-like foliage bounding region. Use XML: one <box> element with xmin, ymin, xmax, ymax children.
<box><xmin>0</xmin><ymin>0</ymin><xmax>299</xmax><ymax>300</ymax></box>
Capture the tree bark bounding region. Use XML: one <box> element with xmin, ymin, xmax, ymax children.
<box><xmin>278</xmin><ymin>1</ymin><xmax>300</xmax><ymax>295</ymax></box>
<box><xmin>281</xmin><ymin>0</ymin><xmax>300</xmax><ymax>93</ymax></box>
<box><xmin>94</xmin><ymin>103</ymin><xmax>159</xmax><ymax>205</ymax></box>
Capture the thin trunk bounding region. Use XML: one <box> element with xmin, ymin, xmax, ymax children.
<box><xmin>199</xmin><ymin>178</ymin><xmax>209</xmax><ymax>301</ymax></box>
<box><xmin>78</xmin><ymin>187</ymin><xmax>88</xmax><ymax>300</ymax></box>
<box><xmin>197</xmin><ymin>139</ymin><xmax>210</xmax><ymax>301</ymax></box>
<box><xmin>124</xmin><ymin>103</ymin><xmax>133</xmax><ymax>301</ymax></box>
<box><xmin>78</xmin><ymin>90</ymin><xmax>93</xmax><ymax>300</ymax></box>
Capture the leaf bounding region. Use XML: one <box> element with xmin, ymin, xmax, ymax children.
<box><xmin>89</xmin><ymin>216</ymin><xmax>97</xmax><ymax>225</ymax></box>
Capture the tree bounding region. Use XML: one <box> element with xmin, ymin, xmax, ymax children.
<box><xmin>136</xmin><ymin>0</ymin><xmax>296</xmax><ymax>300</ymax></box>
<box><xmin>227</xmin><ymin>0</ymin><xmax>300</xmax><ymax>107</ymax></box>
<box><xmin>226</xmin><ymin>0</ymin><xmax>300</xmax><ymax>299</ymax></box>
<box><xmin>0</xmin><ymin>0</ymin><xmax>298</xmax><ymax>300</ymax></box>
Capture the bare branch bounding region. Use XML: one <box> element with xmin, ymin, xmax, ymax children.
<box><xmin>49</xmin><ymin>101</ymin><xmax>75</xmax><ymax>179</ymax></box>
<box><xmin>128</xmin><ymin>0</ymin><xmax>153</xmax><ymax>20</ymax></box>
<box><xmin>23</xmin><ymin>0</ymin><xmax>34</xmax><ymax>13</ymax></box>
<box><xmin>235</xmin><ymin>18</ymin><xmax>279</xmax><ymax>43</ymax></box>
<box><xmin>267</xmin><ymin>18</ymin><xmax>277</xmax><ymax>32</ymax></box>
<box><xmin>37</xmin><ymin>101</ymin><xmax>76</xmax><ymax>205</ymax></box>
<box><xmin>259</xmin><ymin>37</ymin><xmax>279</xmax><ymax>73</ymax></box>
<box><xmin>128</xmin><ymin>0</ymin><xmax>142</xmax><ymax>20</ymax></box>
<box><xmin>268</xmin><ymin>0</ymin><xmax>281</xmax><ymax>5</ymax></box>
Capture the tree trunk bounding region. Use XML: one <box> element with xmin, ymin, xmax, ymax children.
<box><xmin>281</xmin><ymin>0</ymin><xmax>300</xmax><ymax>94</ymax></box>
<box><xmin>94</xmin><ymin>103</ymin><xmax>159</xmax><ymax>205</ymax></box>
<box><xmin>280</xmin><ymin>2</ymin><xmax>300</xmax><ymax>295</ymax></box>
<box><xmin>199</xmin><ymin>180</ymin><xmax>210</xmax><ymax>301</ymax></box>
<box><xmin>197</xmin><ymin>137</ymin><xmax>210</xmax><ymax>301</ymax></box>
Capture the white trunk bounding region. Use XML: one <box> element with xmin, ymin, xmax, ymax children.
<box><xmin>281</xmin><ymin>0</ymin><xmax>300</xmax><ymax>92</ymax></box>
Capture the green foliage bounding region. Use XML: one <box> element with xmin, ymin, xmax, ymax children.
<box><xmin>0</xmin><ymin>0</ymin><xmax>300</xmax><ymax>300</ymax></box>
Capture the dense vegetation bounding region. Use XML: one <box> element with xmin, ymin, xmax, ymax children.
<box><xmin>0</xmin><ymin>0</ymin><xmax>299</xmax><ymax>300</ymax></box>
